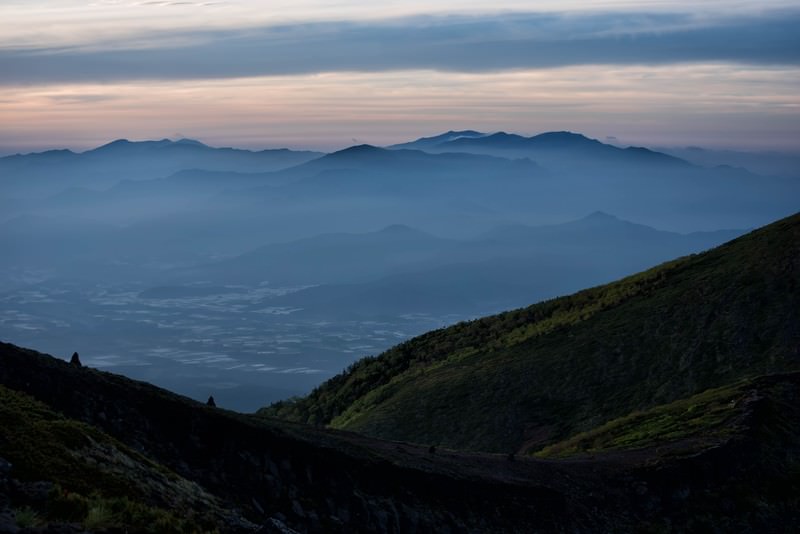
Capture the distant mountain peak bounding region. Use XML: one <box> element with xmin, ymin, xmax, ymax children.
<box><xmin>582</xmin><ymin>211</ymin><xmax>620</xmax><ymax>222</ymax></box>
<box><xmin>174</xmin><ymin>138</ymin><xmax>207</xmax><ymax>147</ymax></box>
<box><xmin>486</xmin><ymin>131</ymin><xmax>519</xmax><ymax>139</ymax></box>
<box><xmin>105</xmin><ymin>138</ymin><xmax>131</xmax><ymax>147</ymax></box>
<box><xmin>377</xmin><ymin>224</ymin><xmax>421</xmax><ymax>235</ymax></box>
<box><xmin>321</xmin><ymin>144</ymin><xmax>389</xmax><ymax>162</ymax></box>
<box><xmin>529</xmin><ymin>131</ymin><xmax>600</xmax><ymax>146</ymax></box>
<box><xmin>388</xmin><ymin>130</ymin><xmax>487</xmax><ymax>150</ymax></box>
<box><xmin>443</xmin><ymin>129</ymin><xmax>484</xmax><ymax>136</ymax></box>
<box><xmin>333</xmin><ymin>144</ymin><xmax>384</xmax><ymax>155</ymax></box>
<box><xmin>442</xmin><ymin>131</ymin><xmax>527</xmax><ymax>147</ymax></box>
<box><xmin>90</xmin><ymin>138</ymin><xmax>208</xmax><ymax>153</ymax></box>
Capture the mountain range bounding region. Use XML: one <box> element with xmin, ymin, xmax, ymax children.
<box><xmin>254</xmin><ymin>212</ymin><xmax>743</xmax><ymax>317</ymax></box>
<box><xmin>0</xmin><ymin>138</ymin><xmax>321</xmax><ymax>199</ymax></box>
<box><xmin>4</xmin><ymin>131</ymin><xmax>796</xmax><ymax>234</ymax></box>
<box><xmin>2</xmin><ymin>128</ymin><xmax>796</xmax><ymax>414</ymax></box>
<box><xmin>391</xmin><ymin>130</ymin><xmax>689</xmax><ymax>169</ymax></box>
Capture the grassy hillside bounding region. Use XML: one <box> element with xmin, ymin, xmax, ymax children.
<box><xmin>0</xmin><ymin>385</ymin><xmax>227</xmax><ymax>532</ymax></box>
<box><xmin>261</xmin><ymin>212</ymin><xmax>800</xmax><ymax>453</ymax></box>
<box><xmin>535</xmin><ymin>377</ymin><xmax>756</xmax><ymax>458</ymax></box>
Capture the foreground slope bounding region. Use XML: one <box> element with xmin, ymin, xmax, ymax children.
<box><xmin>262</xmin><ymin>212</ymin><xmax>800</xmax><ymax>453</ymax></box>
<box><xmin>1</xmin><ymin>343</ymin><xmax>799</xmax><ymax>532</ymax></box>
<box><xmin>0</xmin><ymin>384</ymin><xmax>234</xmax><ymax>533</ymax></box>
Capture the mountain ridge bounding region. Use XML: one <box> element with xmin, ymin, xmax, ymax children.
<box><xmin>255</xmin><ymin>212</ymin><xmax>745</xmax><ymax>317</ymax></box>
<box><xmin>0</xmin><ymin>138</ymin><xmax>324</xmax><ymax>198</ymax></box>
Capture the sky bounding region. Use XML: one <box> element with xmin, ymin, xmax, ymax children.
<box><xmin>1</xmin><ymin>1</ymin><xmax>799</xmax><ymax>153</ymax></box>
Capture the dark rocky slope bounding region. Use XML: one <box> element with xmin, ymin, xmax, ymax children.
<box><xmin>2</xmin><ymin>342</ymin><xmax>799</xmax><ymax>532</ymax></box>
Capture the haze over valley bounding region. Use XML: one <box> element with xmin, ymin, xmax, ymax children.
<box><xmin>1</xmin><ymin>131</ymin><xmax>795</xmax><ymax>410</ymax></box>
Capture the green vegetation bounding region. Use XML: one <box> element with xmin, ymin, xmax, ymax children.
<box><xmin>0</xmin><ymin>385</ymin><xmax>221</xmax><ymax>533</ymax></box>
<box><xmin>12</xmin><ymin>506</ymin><xmax>42</xmax><ymax>528</ymax></box>
<box><xmin>261</xmin><ymin>213</ymin><xmax>800</xmax><ymax>453</ymax></box>
<box><xmin>535</xmin><ymin>380</ymin><xmax>750</xmax><ymax>458</ymax></box>
<box><xmin>45</xmin><ymin>489</ymin><xmax>220</xmax><ymax>533</ymax></box>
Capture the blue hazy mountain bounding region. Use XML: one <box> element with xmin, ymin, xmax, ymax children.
<box><xmin>657</xmin><ymin>145</ymin><xmax>800</xmax><ymax>179</ymax></box>
<box><xmin>176</xmin><ymin>224</ymin><xmax>464</xmax><ymax>286</ymax></box>
<box><xmin>389</xmin><ymin>130</ymin><xmax>488</xmax><ymax>150</ymax></box>
<box><xmin>4</xmin><ymin>133</ymin><xmax>792</xmax><ymax>291</ymax></box>
<box><xmin>262</xmin><ymin>144</ymin><xmax>540</xmax><ymax>183</ymax></box>
<box><xmin>396</xmin><ymin>130</ymin><xmax>689</xmax><ymax>168</ymax></box>
<box><xmin>4</xmin><ymin>132</ymin><xmax>795</xmax><ymax>236</ymax></box>
<box><xmin>174</xmin><ymin>211</ymin><xmax>741</xmax><ymax>288</ymax></box>
<box><xmin>29</xmin><ymin>168</ymin><xmax>296</xmax><ymax>223</ymax></box>
<box><xmin>200</xmin><ymin>145</ymin><xmax>549</xmax><ymax>240</ymax></box>
<box><xmin>0</xmin><ymin>138</ymin><xmax>322</xmax><ymax>198</ymax></box>
<box><xmin>260</xmin><ymin>213</ymin><xmax>744</xmax><ymax>318</ymax></box>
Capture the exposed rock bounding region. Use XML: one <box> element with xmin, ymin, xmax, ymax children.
<box><xmin>258</xmin><ymin>517</ymin><xmax>300</xmax><ymax>534</ymax></box>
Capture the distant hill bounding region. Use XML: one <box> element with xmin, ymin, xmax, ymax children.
<box><xmin>658</xmin><ymin>145</ymin><xmax>800</xmax><ymax>179</ymax></box>
<box><xmin>0</xmin><ymin>138</ymin><xmax>322</xmax><ymax>198</ymax></box>
<box><xmin>260</xmin><ymin>213</ymin><xmax>744</xmax><ymax>317</ymax></box>
<box><xmin>389</xmin><ymin>130</ymin><xmax>487</xmax><ymax>150</ymax></box>
<box><xmin>259</xmin><ymin>145</ymin><xmax>542</xmax><ymax>194</ymax></box>
<box><xmin>393</xmin><ymin>130</ymin><xmax>689</xmax><ymax>169</ymax></box>
<box><xmin>261</xmin><ymin>212</ymin><xmax>800</xmax><ymax>454</ymax></box>
<box><xmin>378</xmin><ymin>131</ymin><xmax>799</xmax><ymax>231</ymax></box>
<box><xmin>178</xmin><ymin>223</ymin><xmax>461</xmax><ymax>286</ymax></box>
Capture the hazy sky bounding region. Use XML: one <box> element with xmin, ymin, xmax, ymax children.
<box><xmin>1</xmin><ymin>1</ymin><xmax>799</xmax><ymax>153</ymax></box>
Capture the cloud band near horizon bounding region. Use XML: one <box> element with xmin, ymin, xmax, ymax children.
<box><xmin>1</xmin><ymin>10</ymin><xmax>799</xmax><ymax>85</ymax></box>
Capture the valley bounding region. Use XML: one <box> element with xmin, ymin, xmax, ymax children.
<box><xmin>0</xmin><ymin>278</ymin><xmax>464</xmax><ymax>411</ymax></box>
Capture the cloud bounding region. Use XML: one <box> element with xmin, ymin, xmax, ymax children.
<box><xmin>0</xmin><ymin>10</ymin><xmax>798</xmax><ymax>84</ymax></box>
<box><xmin>2</xmin><ymin>65</ymin><xmax>798</xmax><ymax>152</ymax></box>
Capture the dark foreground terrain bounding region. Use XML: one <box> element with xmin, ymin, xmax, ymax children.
<box><xmin>1</xmin><ymin>342</ymin><xmax>799</xmax><ymax>533</ymax></box>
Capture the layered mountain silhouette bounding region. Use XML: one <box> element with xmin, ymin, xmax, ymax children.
<box><xmin>3</xmin><ymin>131</ymin><xmax>796</xmax><ymax>246</ymax></box>
<box><xmin>0</xmin><ymin>138</ymin><xmax>321</xmax><ymax>197</ymax></box>
<box><xmin>252</xmin><ymin>213</ymin><xmax>743</xmax><ymax>317</ymax></box>
<box><xmin>389</xmin><ymin>129</ymin><xmax>488</xmax><ymax>150</ymax></box>
<box><xmin>392</xmin><ymin>130</ymin><xmax>689</xmax><ymax>169</ymax></box>
<box><xmin>224</xmin><ymin>145</ymin><xmax>542</xmax><ymax>202</ymax></box>
<box><xmin>1</xmin><ymin>212</ymin><xmax>798</xmax><ymax>531</ymax></box>
<box><xmin>177</xmin><ymin>223</ymin><xmax>459</xmax><ymax>286</ymax></box>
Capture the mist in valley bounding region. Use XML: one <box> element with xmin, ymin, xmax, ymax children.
<box><xmin>1</xmin><ymin>133</ymin><xmax>797</xmax><ymax>411</ymax></box>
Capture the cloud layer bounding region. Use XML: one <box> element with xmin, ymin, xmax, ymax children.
<box><xmin>2</xmin><ymin>10</ymin><xmax>799</xmax><ymax>84</ymax></box>
<box><xmin>3</xmin><ymin>65</ymin><xmax>798</xmax><ymax>153</ymax></box>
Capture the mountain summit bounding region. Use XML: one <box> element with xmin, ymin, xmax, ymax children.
<box><xmin>391</xmin><ymin>129</ymin><xmax>690</xmax><ymax>169</ymax></box>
